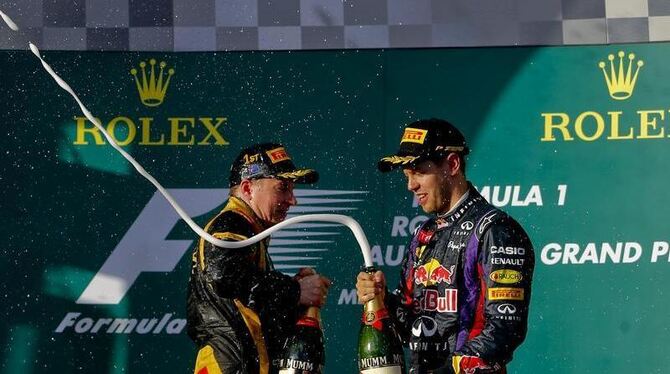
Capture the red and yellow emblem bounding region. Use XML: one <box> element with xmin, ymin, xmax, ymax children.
<box><xmin>401</xmin><ymin>127</ymin><xmax>428</xmax><ymax>144</ymax></box>
<box><xmin>266</xmin><ymin>147</ymin><xmax>291</xmax><ymax>164</ymax></box>
<box><xmin>488</xmin><ymin>287</ymin><xmax>524</xmax><ymax>301</ymax></box>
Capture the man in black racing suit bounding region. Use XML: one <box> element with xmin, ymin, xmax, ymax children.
<box><xmin>357</xmin><ymin>119</ymin><xmax>534</xmax><ymax>374</ymax></box>
<box><xmin>187</xmin><ymin>143</ymin><xmax>331</xmax><ymax>374</ymax></box>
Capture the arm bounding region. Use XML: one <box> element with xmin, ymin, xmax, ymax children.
<box><xmin>454</xmin><ymin>215</ymin><xmax>535</xmax><ymax>369</ymax></box>
<box><xmin>199</xmin><ymin>213</ymin><xmax>300</xmax><ymax>312</ymax></box>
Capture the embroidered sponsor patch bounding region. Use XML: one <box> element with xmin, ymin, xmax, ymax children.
<box><xmin>490</xmin><ymin>269</ymin><xmax>523</xmax><ymax>284</ymax></box>
<box><xmin>401</xmin><ymin>127</ymin><xmax>428</xmax><ymax>144</ymax></box>
<box><xmin>488</xmin><ymin>287</ymin><xmax>524</xmax><ymax>300</ymax></box>
<box><xmin>266</xmin><ymin>147</ymin><xmax>290</xmax><ymax>163</ymax></box>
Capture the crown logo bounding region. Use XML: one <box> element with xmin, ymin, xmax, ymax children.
<box><xmin>598</xmin><ymin>51</ymin><xmax>643</xmax><ymax>100</ymax></box>
<box><xmin>130</xmin><ymin>59</ymin><xmax>175</xmax><ymax>107</ymax></box>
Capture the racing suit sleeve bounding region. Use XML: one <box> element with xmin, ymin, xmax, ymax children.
<box><xmin>200</xmin><ymin>215</ymin><xmax>300</xmax><ymax>313</ymax></box>
<box><xmin>454</xmin><ymin>215</ymin><xmax>535</xmax><ymax>369</ymax></box>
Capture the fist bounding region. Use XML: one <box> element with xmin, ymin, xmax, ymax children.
<box><xmin>356</xmin><ymin>270</ymin><xmax>386</xmax><ymax>304</ymax></box>
<box><xmin>298</xmin><ymin>273</ymin><xmax>332</xmax><ymax>307</ymax></box>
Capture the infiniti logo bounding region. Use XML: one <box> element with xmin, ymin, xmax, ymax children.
<box><xmin>411</xmin><ymin>316</ymin><xmax>438</xmax><ymax>337</ymax></box>
<box><xmin>497</xmin><ymin>304</ymin><xmax>517</xmax><ymax>315</ymax></box>
<box><xmin>460</xmin><ymin>221</ymin><xmax>474</xmax><ymax>230</ymax></box>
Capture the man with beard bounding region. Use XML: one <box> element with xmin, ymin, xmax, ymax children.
<box><xmin>356</xmin><ymin>119</ymin><xmax>534</xmax><ymax>374</ymax></box>
<box><xmin>188</xmin><ymin>143</ymin><xmax>331</xmax><ymax>374</ymax></box>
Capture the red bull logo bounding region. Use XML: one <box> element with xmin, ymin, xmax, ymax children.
<box><xmin>453</xmin><ymin>355</ymin><xmax>492</xmax><ymax>374</ymax></box>
<box><xmin>419</xmin><ymin>289</ymin><xmax>458</xmax><ymax>313</ymax></box>
<box><xmin>414</xmin><ymin>258</ymin><xmax>455</xmax><ymax>286</ymax></box>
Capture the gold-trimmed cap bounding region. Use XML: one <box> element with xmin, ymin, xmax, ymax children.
<box><xmin>378</xmin><ymin>118</ymin><xmax>469</xmax><ymax>172</ymax></box>
<box><xmin>230</xmin><ymin>143</ymin><xmax>319</xmax><ymax>186</ymax></box>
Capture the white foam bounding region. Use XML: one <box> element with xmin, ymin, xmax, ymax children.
<box><xmin>22</xmin><ymin>41</ymin><xmax>373</xmax><ymax>265</ymax></box>
<box><xmin>0</xmin><ymin>9</ymin><xmax>19</xmax><ymax>31</ymax></box>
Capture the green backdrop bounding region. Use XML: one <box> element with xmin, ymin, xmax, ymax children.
<box><xmin>2</xmin><ymin>43</ymin><xmax>669</xmax><ymax>373</ymax></box>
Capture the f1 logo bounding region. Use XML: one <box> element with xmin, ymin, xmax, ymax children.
<box><xmin>76</xmin><ymin>188</ymin><xmax>364</xmax><ymax>304</ymax></box>
<box><xmin>77</xmin><ymin>189</ymin><xmax>227</xmax><ymax>304</ymax></box>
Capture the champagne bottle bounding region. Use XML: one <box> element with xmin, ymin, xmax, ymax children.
<box><xmin>277</xmin><ymin>306</ymin><xmax>325</xmax><ymax>374</ymax></box>
<box><xmin>358</xmin><ymin>267</ymin><xmax>406</xmax><ymax>374</ymax></box>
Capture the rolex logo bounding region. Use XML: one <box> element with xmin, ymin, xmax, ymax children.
<box><xmin>598</xmin><ymin>51</ymin><xmax>643</xmax><ymax>101</ymax></box>
<box><xmin>130</xmin><ymin>59</ymin><xmax>175</xmax><ymax>107</ymax></box>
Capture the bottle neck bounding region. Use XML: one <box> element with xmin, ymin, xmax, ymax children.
<box><xmin>297</xmin><ymin>306</ymin><xmax>322</xmax><ymax>329</ymax></box>
<box><xmin>363</xmin><ymin>294</ymin><xmax>385</xmax><ymax>314</ymax></box>
<box><xmin>362</xmin><ymin>295</ymin><xmax>389</xmax><ymax>329</ymax></box>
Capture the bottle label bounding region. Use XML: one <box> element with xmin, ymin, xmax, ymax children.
<box><xmin>359</xmin><ymin>353</ymin><xmax>404</xmax><ymax>371</ymax></box>
<box><xmin>277</xmin><ymin>358</ymin><xmax>321</xmax><ymax>373</ymax></box>
<box><xmin>360</xmin><ymin>367</ymin><xmax>403</xmax><ymax>374</ymax></box>
<box><xmin>278</xmin><ymin>368</ymin><xmax>323</xmax><ymax>374</ymax></box>
<box><xmin>362</xmin><ymin>308</ymin><xmax>389</xmax><ymax>331</ymax></box>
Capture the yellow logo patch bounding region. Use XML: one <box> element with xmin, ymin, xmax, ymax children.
<box><xmin>130</xmin><ymin>58</ymin><xmax>175</xmax><ymax>107</ymax></box>
<box><xmin>266</xmin><ymin>147</ymin><xmax>291</xmax><ymax>163</ymax></box>
<box><xmin>488</xmin><ymin>287</ymin><xmax>524</xmax><ymax>301</ymax></box>
<box><xmin>490</xmin><ymin>269</ymin><xmax>523</xmax><ymax>284</ymax></box>
<box><xmin>401</xmin><ymin>127</ymin><xmax>428</xmax><ymax>144</ymax></box>
<box><xmin>598</xmin><ymin>51</ymin><xmax>643</xmax><ymax>101</ymax></box>
<box><xmin>243</xmin><ymin>153</ymin><xmax>261</xmax><ymax>164</ymax></box>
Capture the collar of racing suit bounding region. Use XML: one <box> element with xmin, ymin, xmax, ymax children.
<box><xmin>438</xmin><ymin>190</ymin><xmax>470</xmax><ymax>218</ymax></box>
<box><xmin>223</xmin><ymin>196</ymin><xmax>267</xmax><ymax>234</ymax></box>
<box><xmin>436</xmin><ymin>182</ymin><xmax>476</xmax><ymax>220</ymax></box>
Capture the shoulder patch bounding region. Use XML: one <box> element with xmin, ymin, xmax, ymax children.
<box><xmin>212</xmin><ymin>232</ymin><xmax>248</xmax><ymax>241</ymax></box>
<box><xmin>476</xmin><ymin>209</ymin><xmax>507</xmax><ymax>237</ymax></box>
<box><xmin>207</xmin><ymin>210</ymin><xmax>256</xmax><ymax>240</ymax></box>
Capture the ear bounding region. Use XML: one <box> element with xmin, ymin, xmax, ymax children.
<box><xmin>445</xmin><ymin>153</ymin><xmax>461</xmax><ymax>176</ymax></box>
<box><xmin>239</xmin><ymin>179</ymin><xmax>254</xmax><ymax>200</ymax></box>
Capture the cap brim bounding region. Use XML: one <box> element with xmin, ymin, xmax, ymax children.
<box><xmin>377</xmin><ymin>155</ymin><xmax>421</xmax><ymax>172</ymax></box>
<box><xmin>378</xmin><ymin>146</ymin><xmax>470</xmax><ymax>173</ymax></box>
<box><xmin>275</xmin><ymin>168</ymin><xmax>319</xmax><ymax>184</ymax></box>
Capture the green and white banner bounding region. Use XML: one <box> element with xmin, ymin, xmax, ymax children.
<box><xmin>2</xmin><ymin>43</ymin><xmax>669</xmax><ymax>373</ymax></box>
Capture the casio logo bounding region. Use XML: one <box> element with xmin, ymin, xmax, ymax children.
<box><xmin>490</xmin><ymin>246</ymin><xmax>526</xmax><ymax>255</ymax></box>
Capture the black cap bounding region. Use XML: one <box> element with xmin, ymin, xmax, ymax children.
<box><xmin>378</xmin><ymin>118</ymin><xmax>470</xmax><ymax>172</ymax></box>
<box><xmin>229</xmin><ymin>143</ymin><xmax>319</xmax><ymax>187</ymax></box>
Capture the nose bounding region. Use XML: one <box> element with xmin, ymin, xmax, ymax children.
<box><xmin>287</xmin><ymin>190</ymin><xmax>297</xmax><ymax>206</ymax></box>
<box><xmin>407</xmin><ymin>175</ymin><xmax>418</xmax><ymax>192</ymax></box>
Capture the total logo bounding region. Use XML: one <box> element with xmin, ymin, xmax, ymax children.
<box><xmin>411</xmin><ymin>316</ymin><xmax>438</xmax><ymax>337</ymax></box>
<box><xmin>414</xmin><ymin>259</ymin><xmax>455</xmax><ymax>286</ymax></box>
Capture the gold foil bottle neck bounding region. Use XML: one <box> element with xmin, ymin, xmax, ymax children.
<box><xmin>304</xmin><ymin>306</ymin><xmax>321</xmax><ymax>322</ymax></box>
<box><xmin>363</xmin><ymin>294</ymin><xmax>385</xmax><ymax>313</ymax></box>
